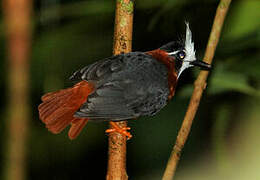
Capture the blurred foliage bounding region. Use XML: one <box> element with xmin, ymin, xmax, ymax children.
<box><xmin>0</xmin><ymin>0</ymin><xmax>259</xmax><ymax>179</ymax></box>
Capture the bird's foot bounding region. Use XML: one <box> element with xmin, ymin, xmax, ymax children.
<box><xmin>106</xmin><ymin>121</ymin><xmax>132</xmax><ymax>140</ymax></box>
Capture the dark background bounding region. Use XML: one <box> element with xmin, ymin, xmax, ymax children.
<box><xmin>1</xmin><ymin>0</ymin><xmax>260</xmax><ymax>179</ymax></box>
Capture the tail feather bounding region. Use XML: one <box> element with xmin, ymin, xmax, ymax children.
<box><xmin>68</xmin><ymin>118</ymin><xmax>89</xmax><ymax>140</ymax></box>
<box><xmin>46</xmin><ymin>110</ymin><xmax>74</xmax><ymax>134</ymax></box>
<box><xmin>44</xmin><ymin>108</ymin><xmax>72</xmax><ymax>125</ymax></box>
<box><xmin>40</xmin><ymin>93</ymin><xmax>75</xmax><ymax>123</ymax></box>
<box><xmin>38</xmin><ymin>81</ymin><xmax>94</xmax><ymax>139</ymax></box>
<box><xmin>41</xmin><ymin>88</ymin><xmax>73</xmax><ymax>101</ymax></box>
<box><xmin>39</xmin><ymin>97</ymin><xmax>69</xmax><ymax>122</ymax></box>
<box><xmin>39</xmin><ymin>92</ymin><xmax>74</xmax><ymax>119</ymax></box>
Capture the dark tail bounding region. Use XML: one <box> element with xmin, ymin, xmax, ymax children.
<box><xmin>38</xmin><ymin>81</ymin><xmax>94</xmax><ymax>139</ymax></box>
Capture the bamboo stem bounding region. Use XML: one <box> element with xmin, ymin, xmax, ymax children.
<box><xmin>106</xmin><ymin>0</ymin><xmax>134</xmax><ymax>180</ymax></box>
<box><xmin>3</xmin><ymin>0</ymin><xmax>32</xmax><ymax>180</ymax></box>
<box><xmin>162</xmin><ymin>0</ymin><xmax>232</xmax><ymax>180</ymax></box>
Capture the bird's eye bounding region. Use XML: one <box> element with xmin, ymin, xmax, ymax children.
<box><xmin>177</xmin><ymin>51</ymin><xmax>186</xmax><ymax>60</ymax></box>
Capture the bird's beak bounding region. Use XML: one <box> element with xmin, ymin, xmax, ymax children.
<box><xmin>190</xmin><ymin>60</ymin><xmax>211</xmax><ymax>70</ymax></box>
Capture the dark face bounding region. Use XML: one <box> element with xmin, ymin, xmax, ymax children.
<box><xmin>159</xmin><ymin>41</ymin><xmax>184</xmax><ymax>53</ymax></box>
<box><xmin>160</xmin><ymin>40</ymin><xmax>211</xmax><ymax>78</ymax></box>
<box><xmin>160</xmin><ymin>41</ymin><xmax>186</xmax><ymax>74</ymax></box>
<box><xmin>159</xmin><ymin>23</ymin><xmax>211</xmax><ymax>79</ymax></box>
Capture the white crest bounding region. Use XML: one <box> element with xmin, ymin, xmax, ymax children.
<box><xmin>177</xmin><ymin>22</ymin><xmax>197</xmax><ymax>78</ymax></box>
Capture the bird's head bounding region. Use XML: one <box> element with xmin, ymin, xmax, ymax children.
<box><xmin>160</xmin><ymin>23</ymin><xmax>211</xmax><ymax>79</ymax></box>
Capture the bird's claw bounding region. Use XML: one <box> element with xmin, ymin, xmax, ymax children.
<box><xmin>106</xmin><ymin>122</ymin><xmax>132</xmax><ymax>140</ymax></box>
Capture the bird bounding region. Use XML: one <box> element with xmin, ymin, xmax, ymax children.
<box><xmin>38</xmin><ymin>23</ymin><xmax>211</xmax><ymax>140</ymax></box>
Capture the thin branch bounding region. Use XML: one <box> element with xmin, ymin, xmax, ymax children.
<box><xmin>162</xmin><ymin>0</ymin><xmax>232</xmax><ymax>180</ymax></box>
<box><xmin>106</xmin><ymin>0</ymin><xmax>134</xmax><ymax>180</ymax></box>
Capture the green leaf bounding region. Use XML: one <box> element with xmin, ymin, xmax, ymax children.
<box><xmin>223</xmin><ymin>0</ymin><xmax>260</xmax><ymax>39</ymax></box>
<box><xmin>209</xmin><ymin>66</ymin><xmax>260</xmax><ymax>96</ymax></box>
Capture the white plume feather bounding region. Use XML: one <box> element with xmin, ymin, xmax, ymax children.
<box><xmin>177</xmin><ymin>22</ymin><xmax>196</xmax><ymax>78</ymax></box>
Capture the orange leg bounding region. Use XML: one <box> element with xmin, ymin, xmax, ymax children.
<box><xmin>106</xmin><ymin>121</ymin><xmax>132</xmax><ymax>140</ymax></box>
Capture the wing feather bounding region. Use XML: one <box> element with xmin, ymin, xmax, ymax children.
<box><xmin>71</xmin><ymin>52</ymin><xmax>169</xmax><ymax>121</ymax></box>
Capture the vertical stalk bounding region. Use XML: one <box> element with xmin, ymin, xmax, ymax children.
<box><xmin>106</xmin><ymin>0</ymin><xmax>134</xmax><ymax>180</ymax></box>
<box><xmin>3</xmin><ymin>0</ymin><xmax>32</xmax><ymax>180</ymax></box>
<box><xmin>162</xmin><ymin>0</ymin><xmax>232</xmax><ymax>180</ymax></box>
